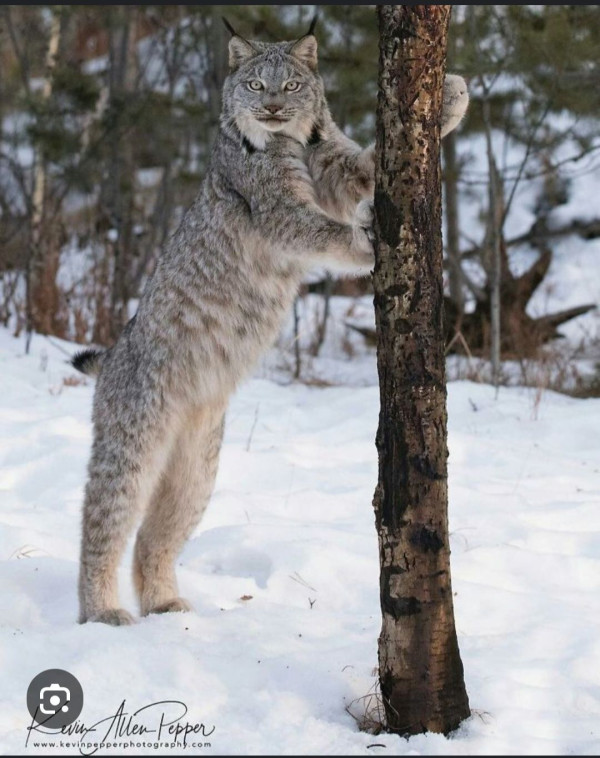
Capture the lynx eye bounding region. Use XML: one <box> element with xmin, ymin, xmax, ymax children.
<box><xmin>284</xmin><ymin>81</ymin><xmax>301</xmax><ymax>92</ymax></box>
<box><xmin>247</xmin><ymin>80</ymin><xmax>263</xmax><ymax>91</ymax></box>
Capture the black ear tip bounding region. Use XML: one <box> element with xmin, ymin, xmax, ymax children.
<box><xmin>222</xmin><ymin>16</ymin><xmax>237</xmax><ymax>37</ymax></box>
<box><xmin>308</xmin><ymin>13</ymin><xmax>318</xmax><ymax>36</ymax></box>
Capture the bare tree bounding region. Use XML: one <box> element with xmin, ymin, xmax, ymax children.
<box><xmin>372</xmin><ymin>5</ymin><xmax>470</xmax><ymax>735</ymax></box>
<box><xmin>443</xmin><ymin>132</ymin><xmax>464</xmax><ymax>316</ymax></box>
<box><xmin>99</xmin><ymin>6</ymin><xmax>139</xmax><ymax>341</ymax></box>
<box><xmin>481</xmin><ymin>92</ymin><xmax>503</xmax><ymax>389</ymax></box>
<box><xmin>26</xmin><ymin>8</ymin><xmax>62</xmax><ymax>348</ymax></box>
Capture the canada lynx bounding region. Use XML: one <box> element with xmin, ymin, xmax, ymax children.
<box><xmin>72</xmin><ymin>22</ymin><xmax>469</xmax><ymax>625</ymax></box>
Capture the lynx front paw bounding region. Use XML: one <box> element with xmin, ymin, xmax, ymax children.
<box><xmin>355</xmin><ymin>198</ymin><xmax>374</xmax><ymax>233</ymax></box>
<box><xmin>86</xmin><ymin>608</ymin><xmax>136</xmax><ymax>626</ymax></box>
<box><xmin>146</xmin><ymin>597</ymin><xmax>192</xmax><ymax>615</ymax></box>
<box><xmin>441</xmin><ymin>74</ymin><xmax>469</xmax><ymax>138</ymax></box>
<box><xmin>350</xmin><ymin>224</ymin><xmax>375</xmax><ymax>272</ymax></box>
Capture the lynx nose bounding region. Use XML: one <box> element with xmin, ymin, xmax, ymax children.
<box><xmin>264</xmin><ymin>104</ymin><xmax>282</xmax><ymax>114</ymax></box>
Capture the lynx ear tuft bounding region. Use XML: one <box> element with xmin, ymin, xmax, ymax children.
<box><xmin>222</xmin><ymin>18</ymin><xmax>257</xmax><ymax>70</ymax></box>
<box><xmin>228</xmin><ymin>37</ymin><xmax>257</xmax><ymax>70</ymax></box>
<box><xmin>290</xmin><ymin>35</ymin><xmax>318</xmax><ymax>70</ymax></box>
<box><xmin>222</xmin><ymin>17</ymin><xmax>237</xmax><ymax>37</ymax></box>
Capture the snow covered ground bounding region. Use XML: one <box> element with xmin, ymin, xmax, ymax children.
<box><xmin>1</xmin><ymin>327</ymin><xmax>599</xmax><ymax>755</ymax></box>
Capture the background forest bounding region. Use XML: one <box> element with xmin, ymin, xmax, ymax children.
<box><xmin>1</xmin><ymin>4</ymin><xmax>600</xmax><ymax>391</ymax></box>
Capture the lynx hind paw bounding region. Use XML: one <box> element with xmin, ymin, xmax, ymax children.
<box><xmin>88</xmin><ymin>608</ymin><xmax>136</xmax><ymax>626</ymax></box>
<box><xmin>147</xmin><ymin>597</ymin><xmax>192</xmax><ymax>615</ymax></box>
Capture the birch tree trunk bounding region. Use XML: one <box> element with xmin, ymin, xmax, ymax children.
<box><xmin>372</xmin><ymin>5</ymin><xmax>470</xmax><ymax>736</ymax></box>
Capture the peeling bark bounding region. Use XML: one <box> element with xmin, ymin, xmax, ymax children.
<box><xmin>373</xmin><ymin>5</ymin><xmax>470</xmax><ymax>736</ymax></box>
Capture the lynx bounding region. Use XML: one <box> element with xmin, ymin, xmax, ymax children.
<box><xmin>72</xmin><ymin>21</ymin><xmax>469</xmax><ymax>625</ymax></box>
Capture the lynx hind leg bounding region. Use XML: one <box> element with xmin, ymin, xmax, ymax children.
<box><xmin>133</xmin><ymin>403</ymin><xmax>226</xmax><ymax>617</ymax></box>
<box><xmin>79</xmin><ymin>419</ymin><xmax>174</xmax><ymax>626</ymax></box>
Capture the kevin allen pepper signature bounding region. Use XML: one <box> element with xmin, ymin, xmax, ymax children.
<box><xmin>26</xmin><ymin>699</ymin><xmax>215</xmax><ymax>755</ymax></box>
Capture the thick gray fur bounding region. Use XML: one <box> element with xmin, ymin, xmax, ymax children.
<box><xmin>74</xmin><ymin>31</ymin><xmax>469</xmax><ymax>625</ymax></box>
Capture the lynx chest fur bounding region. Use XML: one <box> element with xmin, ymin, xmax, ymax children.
<box><xmin>138</xmin><ymin>134</ymin><xmax>319</xmax><ymax>403</ymax></box>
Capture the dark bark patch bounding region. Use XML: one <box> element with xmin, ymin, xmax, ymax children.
<box><xmin>395</xmin><ymin>318</ymin><xmax>412</xmax><ymax>335</ymax></box>
<box><xmin>385</xmin><ymin>283</ymin><xmax>409</xmax><ymax>298</ymax></box>
<box><xmin>410</xmin><ymin>525</ymin><xmax>444</xmax><ymax>554</ymax></box>
<box><xmin>409</xmin><ymin>454</ymin><xmax>445</xmax><ymax>481</ymax></box>
<box><xmin>375</xmin><ymin>189</ymin><xmax>402</xmax><ymax>247</ymax></box>
<box><xmin>383</xmin><ymin>594</ymin><xmax>422</xmax><ymax>618</ymax></box>
<box><xmin>379</xmin><ymin>430</ymin><xmax>411</xmax><ymax>528</ymax></box>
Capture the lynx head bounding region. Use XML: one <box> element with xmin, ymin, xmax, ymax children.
<box><xmin>221</xmin><ymin>18</ymin><xmax>325</xmax><ymax>150</ymax></box>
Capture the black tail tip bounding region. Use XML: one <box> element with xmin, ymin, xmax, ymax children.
<box><xmin>71</xmin><ymin>348</ymin><xmax>102</xmax><ymax>375</ymax></box>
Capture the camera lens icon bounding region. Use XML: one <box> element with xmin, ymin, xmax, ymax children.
<box><xmin>27</xmin><ymin>669</ymin><xmax>83</xmax><ymax>728</ymax></box>
<box><xmin>39</xmin><ymin>683</ymin><xmax>71</xmax><ymax>715</ymax></box>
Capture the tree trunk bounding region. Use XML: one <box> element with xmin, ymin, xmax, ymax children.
<box><xmin>443</xmin><ymin>132</ymin><xmax>463</xmax><ymax>315</ymax></box>
<box><xmin>482</xmin><ymin>98</ymin><xmax>503</xmax><ymax>389</ymax></box>
<box><xmin>443</xmin><ymin>23</ymin><xmax>463</xmax><ymax>318</ymax></box>
<box><xmin>101</xmin><ymin>6</ymin><xmax>137</xmax><ymax>341</ymax></box>
<box><xmin>26</xmin><ymin>9</ymin><xmax>62</xmax><ymax>347</ymax></box>
<box><xmin>372</xmin><ymin>5</ymin><xmax>470</xmax><ymax>736</ymax></box>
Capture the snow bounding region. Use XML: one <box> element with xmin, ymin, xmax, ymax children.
<box><xmin>547</xmin><ymin>142</ymin><xmax>600</xmax><ymax>228</ymax></box>
<box><xmin>82</xmin><ymin>56</ymin><xmax>108</xmax><ymax>76</ymax></box>
<box><xmin>262</xmin><ymin>294</ymin><xmax>379</xmax><ymax>388</ymax></box>
<box><xmin>450</xmin><ymin>119</ymin><xmax>600</xmax><ymax>347</ymax></box>
<box><xmin>527</xmin><ymin>235</ymin><xmax>600</xmax><ymax>344</ymax></box>
<box><xmin>1</xmin><ymin>327</ymin><xmax>600</xmax><ymax>755</ymax></box>
<box><xmin>456</xmin><ymin>128</ymin><xmax>543</xmax><ymax>246</ymax></box>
